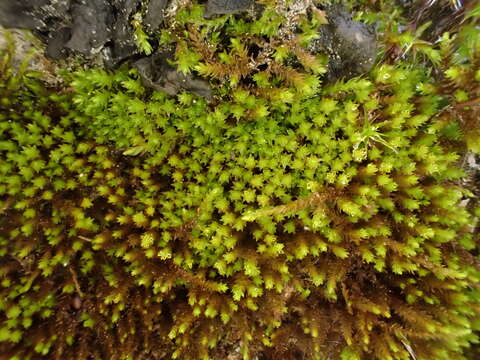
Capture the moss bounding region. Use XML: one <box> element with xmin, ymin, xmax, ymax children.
<box><xmin>0</xmin><ymin>1</ymin><xmax>480</xmax><ymax>359</ymax></box>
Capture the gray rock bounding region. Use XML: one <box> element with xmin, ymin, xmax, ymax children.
<box><xmin>0</xmin><ymin>0</ymin><xmax>52</xmax><ymax>30</ymax></box>
<box><xmin>0</xmin><ymin>26</ymin><xmax>64</xmax><ymax>85</ymax></box>
<box><xmin>0</xmin><ymin>0</ymin><xmax>71</xmax><ymax>31</ymax></box>
<box><xmin>46</xmin><ymin>27</ymin><xmax>71</xmax><ymax>59</ymax></box>
<box><xmin>134</xmin><ymin>52</ymin><xmax>212</xmax><ymax>100</ymax></box>
<box><xmin>0</xmin><ymin>0</ymin><xmax>147</xmax><ymax>62</ymax></box>
<box><xmin>66</xmin><ymin>0</ymin><xmax>112</xmax><ymax>55</ymax></box>
<box><xmin>114</xmin><ymin>0</ymin><xmax>141</xmax><ymax>13</ymax></box>
<box><xmin>204</xmin><ymin>0</ymin><xmax>255</xmax><ymax>18</ymax></box>
<box><xmin>313</xmin><ymin>4</ymin><xmax>377</xmax><ymax>81</ymax></box>
<box><xmin>110</xmin><ymin>0</ymin><xmax>142</xmax><ymax>64</ymax></box>
<box><xmin>144</xmin><ymin>0</ymin><xmax>169</xmax><ymax>31</ymax></box>
<box><xmin>42</xmin><ymin>0</ymin><xmax>71</xmax><ymax>24</ymax></box>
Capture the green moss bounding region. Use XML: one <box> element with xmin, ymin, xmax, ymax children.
<box><xmin>1</xmin><ymin>1</ymin><xmax>480</xmax><ymax>360</ymax></box>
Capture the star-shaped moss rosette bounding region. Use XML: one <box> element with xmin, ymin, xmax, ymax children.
<box><xmin>0</xmin><ymin>1</ymin><xmax>479</xmax><ymax>360</ymax></box>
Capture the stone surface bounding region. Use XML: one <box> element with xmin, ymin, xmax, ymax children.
<box><xmin>0</xmin><ymin>0</ymin><xmax>71</xmax><ymax>32</ymax></box>
<box><xmin>0</xmin><ymin>1</ymin><xmax>49</xmax><ymax>30</ymax></box>
<box><xmin>66</xmin><ymin>0</ymin><xmax>112</xmax><ymax>55</ymax></box>
<box><xmin>41</xmin><ymin>0</ymin><xmax>71</xmax><ymax>25</ymax></box>
<box><xmin>110</xmin><ymin>0</ymin><xmax>142</xmax><ymax>64</ymax></box>
<box><xmin>0</xmin><ymin>26</ymin><xmax>64</xmax><ymax>85</ymax></box>
<box><xmin>144</xmin><ymin>0</ymin><xmax>169</xmax><ymax>31</ymax></box>
<box><xmin>204</xmin><ymin>0</ymin><xmax>255</xmax><ymax>18</ymax></box>
<box><xmin>0</xmin><ymin>0</ymin><xmax>142</xmax><ymax>60</ymax></box>
<box><xmin>134</xmin><ymin>52</ymin><xmax>212</xmax><ymax>100</ymax></box>
<box><xmin>313</xmin><ymin>4</ymin><xmax>377</xmax><ymax>81</ymax></box>
<box><xmin>46</xmin><ymin>27</ymin><xmax>71</xmax><ymax>59</ymax></box>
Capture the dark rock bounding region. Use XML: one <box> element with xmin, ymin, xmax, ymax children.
<box><xmin>112</xmin><ymin>0</ymin><xmax>141</xmax><ymax>13</ymax></box>
<box><xmin>0</xmin><ymin>0</ymin><xmax>50</xmax><ymax>30</ymax></box>
<box><xmin>46</xmin><ymin>27</ymin><xmax>71</xmax><ymax>59</ymax></box>
<box><xmin>0</xmin><ymin>0</ymin><xmax>145</xmax><ymax>63</ymax></box>
<box><xmin>66</xmin><ymin>0</ymin><xmax>112</xmax><ymax>55</ymax></box>
<box><xmin>144</xmin><ymin>0</ymin><xmax>169</xmax><ymax>31</ymax></box>
<box><xmin>204</xmin><ymin>0</ymin><xmax>255</xmax><ymax>18</ymax></box>
<box><xmin>110</xmin><ymin>0</ymin><xmax>142</xmax><ymax>64</ymax></box>
<box><xmin>134</xmin><ymin>52</ymin><xmax>212</xmax><ymax>100</ymax></box>
<box><xmin>42</xmin><ymin>0</ymin><xmax>71</xmax><ymax>23</ymax></box>
<box><xmin>313</xmin><ymin>4</ymin><xmax>377</xmax><ymax>81</ymax></box>
<box><xmin>0</xmin><ymin>0</ymin><xmax>71</xmax><ymax>31</ymax></box>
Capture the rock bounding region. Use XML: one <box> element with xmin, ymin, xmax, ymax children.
<box><xmin>0</xmin><ymin>0</ymin><xmax>71</xmax><ymax>32</ymax></box>
<box><xmin>112</xmin><ymin>0</ymin><xmax>141</xmax><ymax>13</ymax></box>
<box><xmin>41</xmin><ymin>0</ymin><xmax>71</xmax><ymax>24</ymax></box>
<box><xmin>0</xmin><ymin>0</ymin><xmax>154</xmax><ymax>63</ymax></box>
<box><xmin>110</xmin><ymin>0</ymin><xmax>142</xmax><ymax>64</ymax></box>
<box><xmin>134</xmin><ymin>52</ymin><xmax>212</xmax><ymax>100</ymax></box>
<box><xmin>204</xmin><ymin>0</ymin><xmax>255</xmax><ymax>18</ymax></box>
<box><xmin>46</xmin><ymin>27</ymin><xmax>71</xmax><ymax>59</ymax></box>
<box><xmin>466</xmin><ymin>153</ymin><xmax>480</xmax><ymax>172</ymax></box>
<box><xmin>0</xmin><ymin>26</ymin><xmax>64</xmax><ymax>85</ymax></box>
<box><xmin>66</xmin><ymin>0</ymin><xmax>112</xmax><ymax>55</ymax></box>
<box><xmin>0</xmin><ymin>0</ymin><xmax>50</xmax><ymax>30</ymax></box>
<box><xmin>144</xmin><ymin>0</ymin><xmax>169</xmax><ymax>31</ymax></box>
<box><xmin>313</xmin><ymin>4</ymin><xmax>377</xmax><ymax>81</ymax></box>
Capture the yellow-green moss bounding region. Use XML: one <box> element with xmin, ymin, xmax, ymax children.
<box><xmin>1</xmin><ymin>1</ymin><xmax>480</xmax><ymax>360</ymax></box>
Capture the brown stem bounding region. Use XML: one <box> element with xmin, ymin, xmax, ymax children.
<box><xmin>69</xmin><ymin>266</ymin><xmax>84</xmax><ymax>297</ymax></box>
<box><xmin>455</xmin><ymin>97</ymin><xmax>480</xmax><ymax>108</ymax></box>
<box><xmin>0</xmin><ymin>197</ymin><xmax>14</xmax><ymax>214</ymax></box>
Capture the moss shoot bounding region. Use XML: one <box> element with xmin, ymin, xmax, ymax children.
<box><xmin>1</xmin><ymin>1</ymin><xmax>480</xmax><ymax>359</ymax></box>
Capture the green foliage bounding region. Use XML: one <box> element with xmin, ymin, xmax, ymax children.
<box><xmin>132</xmin><ymin>12</ymin><xmax>154</xmax><ymax>55</ymax></box>
<box><xmin>1</xmin><ymin>2</ymin><xmax>480</xmax><ymax>360</ymax></box>
<box><xmin>436</xmin><ymin>11</ymin><xmax>480</xmax><ymax>153</ymax></box>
